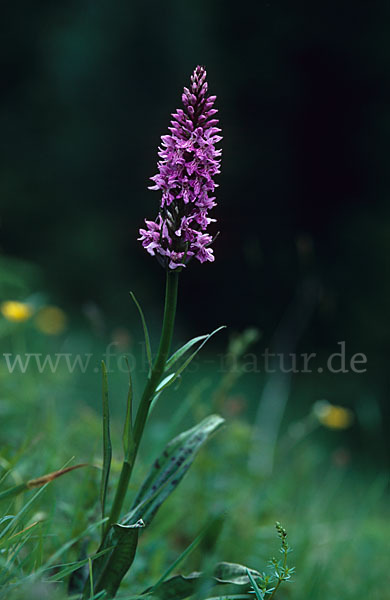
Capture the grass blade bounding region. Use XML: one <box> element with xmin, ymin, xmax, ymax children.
<box><xmin>100</xmin><ymin>362</ymin><xmax>112</xmax><ymax>527</ymax></box>
<box><xmin>246</xmin><ymin>569</ymin><xmax>264</xmax><ymax>600</ymax></box>
<box><xmin>130</xmin><ymin>292</ymin><xmax>153</xmax><ymax>373</ymax></box>
<box><xmin>122</xmin><ymin>359</ymin><xmax>134</xmax><ymax>461</ymax></box>
<box><xmin>0</xmin><ymin>483</ymin><xmax>49</xmax><ymax>543</ymax></box>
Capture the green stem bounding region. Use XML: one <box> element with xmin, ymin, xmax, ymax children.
<box><xmin>106</xmin><ymin>269</ymin><xmax>179</xmax><ymax>531</ymax></box>
<box><xmin>268</xmin><ymin>546</ymin><xmax>288</xmax><ymax>600</ymax></box>
<box><xmin>268</xmin><ymin>581</ymin><xmax>280</xmax><ymax>600</ymax></box>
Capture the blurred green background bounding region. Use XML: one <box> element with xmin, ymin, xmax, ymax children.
<box><xmin>1</xmin><ymin>0</ymin><xmax>389</xmax><ymax>444</ymax></box>
<box><xmin>0</xmin><ymin>2</ymin><xmax>389</xmax><ymax>599</ymax></box>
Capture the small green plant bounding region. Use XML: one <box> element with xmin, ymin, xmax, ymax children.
<box><xmin>246</xmin><ymin>523</ymin><xmax>294</xmax><ymax>600</ymax></box>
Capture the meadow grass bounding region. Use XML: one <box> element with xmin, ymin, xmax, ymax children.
<box><xmin>0</xmin><ymin>320</ymin><xmax>388</xmax><ymax>599</ymax></box>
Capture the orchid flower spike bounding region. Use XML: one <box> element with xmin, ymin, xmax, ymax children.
<box><xmin>139</xmin><ymin>65</ymin><xmax>222</xmax><ymax>270</ymax></box>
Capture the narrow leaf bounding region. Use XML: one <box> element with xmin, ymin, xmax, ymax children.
<box><xmin>100</xmin><ymin>362</ymin><xmax>112</xmax><ymax>526</ymax></box>
<box><xmin>0</xmin><ymin>483</ymin><xmax>49</xmax><ymax>543</ymax></box>
<box><xmin>155</xmin><ymin>373</ymin><xmax>176</xmax><ymax>394</ymax></box>
<box><xmin>122</xmin><ymin>358</ymin><xmax>135</xmax><ymax>461</ymax></box>
<box><xmin>7</xmin><ymin>520</ymin><xmax>39</xmax><ymax>541</ymax></box>
<box><xmin>0</xmin><ymin>530</ymin><xmax>35</xmax><ymax>586</ymax></box>
<box><xmin>156</xmin><ymin>326</ymin><xmax>226</xmax><ymax>394</ymax></box>
<box><xmin>88</xmin><ymin>557</ymin><xmax>94</xmax><ymax>598</ymax></box>
<box><xmin>246</xmin><ymin>569</ymin><xmax>264</xmax><ymax>600</ymax></box>
<box><xmin>164</xmin><ymin>334</ymin><xmax>209</xmax><ymax>372</ymax></box>
<box><xmin>130</xmin><ymin>292</ymin><xmax>152</xmax><ymax>373</ymax></box>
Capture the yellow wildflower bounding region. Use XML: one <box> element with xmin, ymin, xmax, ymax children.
<box><xmin>35</xmin><ymin>306</ymin><xmax>67</xmax><ymax>335</ymax></box>
<box><xmin>1</xmin><ymin>301</ymin><xmax>33</xmax><ymax>322</ymax></box>
<box><xmin>313</xmin><ymin>400</ymin><xmax>354</xmax><ymax>430</ymax></box>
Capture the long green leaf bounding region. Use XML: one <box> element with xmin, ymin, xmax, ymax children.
<box><xmin>164</xmin><ymin>334</ymin><xmax>209</xmax><ymax>372</ymax></box>
<box><xmin>246</xmin><ymin>569</ymin><xmax>264</xmax><ymax>600</ymax></box>
<box><xmin>100</xmin><ymin>362</ymin><xmax>112</xmax><ymax>526</ymax></box>
<box><xmin>122</xmin><ymin>358</ymin><xmax>135</xmax><ymax>461</ymax></box>
<box><xmin>156</xmin><ymin>327</ymin><xmax>225</xmax><ymax>394</ymax></box>
<box><xmin>130</xmin><ymin>292</ymin><xmax>153</xmax><ymax>373</ymax></box>
<box><xmin>150</xmin><ymin>371</ymin><xmax>182</xmax><ymax>413</ymax></box>
<box><xmin>121</xmin><ymin>415</ymin><xmax>224</xmax><ymax>527</ymax></box>
<box><xmin>154</xmin><ymin>373</ymin><xmax>176</xmax><ymax>394</ymax></box>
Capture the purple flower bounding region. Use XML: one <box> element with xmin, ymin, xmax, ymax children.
<box><xmin>139</xmin><ymin>65</ymin><xmax>222</xmax><ymax>270</ymax></box>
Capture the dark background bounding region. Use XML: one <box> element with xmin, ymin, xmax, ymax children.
<box><xmin>1</xmin><ymin>2</ymin><xmax>389</xmax><ymax>428</ymax></box>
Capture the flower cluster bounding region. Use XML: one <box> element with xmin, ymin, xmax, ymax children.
<box><xmin>139</xmin><ymin>66</ymin><xmax>222</xmax><ymax>269</ymax></box>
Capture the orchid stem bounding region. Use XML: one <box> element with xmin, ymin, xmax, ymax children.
<box><xmin>106</xmin><ymin>269</ymin><xmax>179</xmax><ymax>533</ymax></box>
